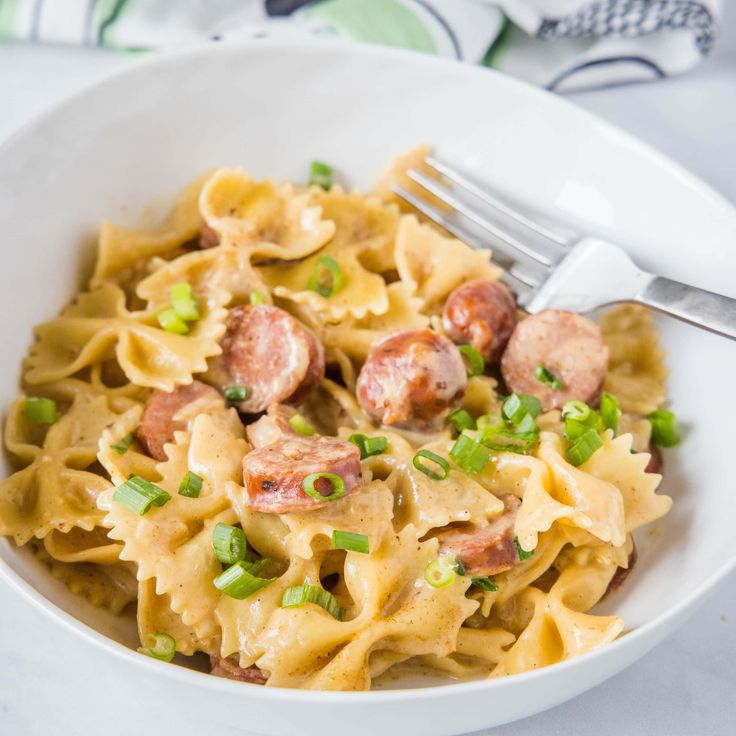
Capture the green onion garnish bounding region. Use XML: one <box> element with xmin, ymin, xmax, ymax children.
<box><xmin>331</xmin><ymin>530</ymin><xmax>370</xmax><ymax>554</ymax></box>
<box><xmin>458</xmin><ymin>345</ymin><xmax>485</xmax><ymax>378</ymax></box>
<box><xmin>348</xmin><ymin>433</ymin><xmax>388</xmax><ymax>460</ymax></box>
<box><xmin>566</xmin><ymin>427</ymin><xmax>603</xmax><ymax>466</ymax></box>
<box><xmin>562</xmin><ymin>400</ymin><xmax>602</xmax><ymax>441</ymax></box>
<box><xmin>113</xmin><ymin>475</ymin><xmax>171</xmax><ymax>515</ymax></box>
<box><xmin>178</xmin><ymin>470</ymin><xmax>203</xmax><ymax>498</ymax></box>
<box><xmin>600</xmin><ymin>392</ymin><xmax>620</xmax><ymax>434</ymax></box>
<box><xmin>24</xmin><ymin>397</ymin><xmax>57</xmax><ymax>424</ymax></box>
<box><xmin>302</xmin><ymin>472</ymin><xmax>346</xmax><ymax>502</ymax></box>
<box><xmin>110</xmin><ymin>432</ymin><xmax>135</xmax><ymax>455</ymax></box>
<box><xmin>533</xmin><ymin>364</ymin><xmax>564</xmax><ymax>390</ymax></box>
<box><xmin>502</xmin><ymin>394</ymin><xmax>542</xmax><ymax>425</ymax></box>
<box><xmin>450</xmin><ymin>434</ymin><xmax>490</xmax><ymax>474</ymax></box>
<box><xmin>249</xmin><ymin>291</ymin><xmax>265</xmax><ymax>306</ymax></box>
<box><xmin>478</xmin><ymin>427</ymin><xmax>539</xmax><ymax>454</ymax></box>
<box><xmin>212</xmin><ymin>522</ymin><xmax>248</xmax><ymax>565</ymax></box>
<box><xmin>307</xmin><ymin>254</ymin><xmax>343</xmax><ymax>298</ymax></box>
<box><xmin>514</xmin><ymin>537</ymin><xmax>534</xmax><ymax>561</ymax></box>
<box><xmin>562</xmin><ymin>400</ymin><xmax>591</xmax><ymax>422</ymax></box>
<box><xmin>472</xmin><ymin>577</ymin><xmax>499</xmax><ymax>592</ymax></box>
<box><xmin>412</xmin><ymin>450</ymin><xmax>450</xmax><ymax>480</ymax></box>
<box><xmin>223</xmin><ymin>385</ymin><xmax>249</xmax><ymax>402</ymax></box>
<box><xmin>309</xmin><ymin>160</ymin><xmax>333</xmax><ymax>190</ymax></box>
<box><xmin>289</xmin><ymin>414</ymin><xmax>316</xmax><ymax>437</ymax></box>
<box><xmin>157</xmin><ymin>308</ymin><xmax>189</xmax><ymax>334</ymax></box>
<box><xmin>137</xmin><ymin>632</ymin><xmax>176</xmax><ymax>662</ymax></box>
<box><xmin>449</xmin><ymin>408</ymin><xmax>475</xmax><ymax>434</ymax></box>
<box><xmin>281</xmin><ymin>583</ymin><xmax>345</xmax><ymax>620</ymax></box>
<box><xmin>477</xmin><ymin>414</ymin><xmax>505</xmax><ymax>432</ymax></box>
<box><xmin>424</xmin><ymin>555</ymin><xmax>459</xmax><ymax>588</ymax></box>
<box><xmin>515</xmin><ymin>413</ymin><xmax>539</xmax><ymax>434</ymax></box>
<box><xmin>170</xmin><ymin>282</ymin><xmax>200</xmax><ymax>322</ymax></box>
<box><xmin>647</xmin><ymin>409</ymin><xmax>680</xmax><ymax>447</ymax></box>
<box><xmin>214</xmin><ymin>560</ymin><xmax>275</xmax><ymax>599</ymax></box>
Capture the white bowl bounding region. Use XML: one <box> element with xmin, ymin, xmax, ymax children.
<box><xmin>1</xmin><ymin>40</ymin><xmax>735</xmax><ymax>736</ymax></box>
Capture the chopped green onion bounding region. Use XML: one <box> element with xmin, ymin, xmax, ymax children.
<box><xmin>472</xmin><ymin>577</ymin><xmax>499</xmax><ymax>592</ymax></box>
<box><xmin>302</xmin><ymin>473</ymin><xmax>346</xmax><ymax>502</ymax></box>
<box><xmin>281</xmin><ymin>583</ymin><xmax>345</xmax><ymax>620</ymax></box>
<box><xmin>477</xmin><ymin>414</ymin><xmax>505</xmax><ymax>432</ymax></box>
<box><xmin>113</xmin><ymin>475</ymin><xmax>171</xmax><ymax>515</ymax></box>
<box><xmin>348</xmin><ymin>433</ymin><xmax>388</xmax><ymax>460</ymax></box>
<box><xmin>249</xmin><ymin>291</ymin><xmax>265</xmax><ymax>306</ymax></box>
<box><xmin>647</xmin><ymin>410</ymin><xmax>680</xmax><ymax>447</ymax></box>
<box><xmin>502</xmin><ymin>394</ymin><xmax>542</xmax><ymax>425</ymax></box>
<box><xmin>514</xmin><ymin>537</ymin><xmax>534</xmax><ymax>561</ymax></box>
<box><xmin>309</xmin><ymin>160</ymin><xmax>333</xmax><ymax>190</ymax></box>
<box><xmin>212</xmin><ymin>522</ymin><xmax>248</xmax><ymax>565</ymax></box>
<box><xmin>178</xmin><ymin>470</ymin><xmax>203</xmax><ymax>498</ymax></box>
<box><xmin>110</xmin><ymin>432</ymin><xmax>135</xmax><ymax>455</ymax></box>
<box><xmin>138</xmin><ymin>632</ymin><xmax>176</xmax><ymax>662</ymax></box>
<box><xmin>223</xmin><ymin>385</ymin><xmax>249</xmax><ymax>402</ymax></box>
<box><xmin>450</xmin><ymin>434</ymin><xmax>490</xmax><ymax>474</ymax></box>
<box><xmin>566</xmin><ymin>427</ymin><xmax>603</xmax><ymax>466</ymax></box>
<box><xmin>562</xmin><ymin>400</ymin><xmax>592</xmax><ymax>422</ymax></box>
<box><xmin>170</xmin><ymin>282</ymin><xmax>200</xmax><ymax>322</ymax></box>
<box><xmin>24</xmin><ymin>397</ymin><xmax>57</xmax><ymax>424</ymax></box>
<box><xmin>412</xmin><ymin>450</ymin><xmax>450</xmax><ymax>480</ymax></box>
<box><xmin>424</xmin><ymin>555</ymin><xmax>459</xmax><ymax>588</ymax></box>
<box><xmin>157</xmin><ymin>308</ymin><xmax>189</xmax><ymax>334</ymax></box>
<box><xmin>458</xmin><ymin>345</ymin><xmax>485</xmax><ymax>378</ymax></box>
<box><xmin>534</xmin><ymin>364</ymin><xmax>564</xmax><ymax>390</ymax></box>
<box><xmin>214</xmin><ymin>560</ymin><xmax>275</xmax><ymax>599</ymax></box>
<box><xmin>479</xmin><ymin>427</ymin><xmax>539</xmax><ymax>454</ymax></box>
<box><xmin>449</xmin><ymin>408</ymin><xmax>475</xmax><ymax>434</ymax></box>
<box><xmin>600</xmin><ymin>392</ymin><xmax>620</xmax><ymax>434</ymax></box>
<box><xmin>307</xmin><ymin>255</ymin><xmax>343</xmax><ymax>298</ymax></box>
<box><xmin>332</xmin><ymin>530</ymin><xmax>370</xmax><ymax>554</ymax></box>
<box><xmin>289</xmin><ymin>414</ymin><xmax>315</xmax><ymax>437</ymax></box>
<box><xmin>515</xmin><ymin>413</ymin><xmax>539</xmax><ymax>435</ymax></box>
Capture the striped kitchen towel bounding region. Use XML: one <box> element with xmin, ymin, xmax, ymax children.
<box><xmin>0</xmin><ymin>0</ymin><xmax>722</xmax><ymax>92</ymax></box>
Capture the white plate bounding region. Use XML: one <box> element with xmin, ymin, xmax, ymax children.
<box><xmin>1</xmin><ymin>39</ymin><xmax>735</xmax><ymax>736</ymax></box>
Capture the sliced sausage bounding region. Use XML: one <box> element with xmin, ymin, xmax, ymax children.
<box><xmin>442</xmin><ymin>280</ymin><xmax>517</xmax><ymax>363</ymax></box>
<box><xmin>603</xmin><ymin>543</ymin><xmax>638</xmax><ymax>599</ymax></box>
<box><xmin>210</xmin><ymin>655</ymin><xmax>267</xmax><ymax>684</ymax></box>
<box><xmin>355</xmin><ymin>328</ymin><xmax>467</xmax><ymax>429</ymax></box>
<box><xmin>500</xmin><ymin>309</ymin><xmax>608</xmax><ymax>411</ymax></box>
<box><xmin>198</xmin><ymin>223</ymin><xmax>220</xmax><ymax>249</ymax></box>
<box><xmin>137</xmin><ymin>381</ymin><xmax>223</xmax><ymax>461</ymax></box>
<box><xmin>242</xmin><ymin>435</ymin><xmax>362</xmax><ymax>513</ymax></box>
<box><xmin>246</xmin><ymin>404</ymin><xmax>297</xmax><ymax>449</ymax></box>
<box><xmin>645</xmin><ymin>444</ymin><xmax>663</xmax><ymax>475</ymax></box>
<box><xmin>208</xmin><ymin>305</ymin><xmax>325</xmax><ymax>414</ymax></box>
<box><xmin>437</xmin><ymin>495</ymin><xmax>520</xmax><ymax>577</ymax></box>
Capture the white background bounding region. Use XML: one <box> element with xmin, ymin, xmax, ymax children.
<box><xmin>1</xmin><ymin>22</ymin><xmax>735</xmax><ymax>736</ymax></box>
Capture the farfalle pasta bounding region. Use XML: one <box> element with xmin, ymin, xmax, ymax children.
<box><xmin>0</xmin><ymin>152</ymin><xmax>676</xmax><ymax>691</ymax></box>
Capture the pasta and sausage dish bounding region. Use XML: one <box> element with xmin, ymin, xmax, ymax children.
<box><xmin>0</xmin><ymin>149</ymin><xmax>677</xmax><ymax>690</ymax></box>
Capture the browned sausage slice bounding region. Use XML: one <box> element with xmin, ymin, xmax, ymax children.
<box><xmin>500</xmin><ymin>309</ymin><xmax>608</xmax><ymax>411</ymax></box>
<box><xmin>442</xmin><ymin>280</ymin><xmax>518</xmax><ymax>363</ymax></box>
<box><xmin>355</xmin><ymin>328</ymin><xmax>467</xmax><ymax>429</ymax></box>
<box><xmin>246</xmin><ymin>404</ymin><xmax>297</xmax><ymax>449</ymax></box>
<box><xmin>644</xmin><ymin>444</ymin><xmax>663</xmax><ymax>475</ymax></box>
<box><xmin>137</xmin><ymin>381</ymin><xmax>223</xmax><ymax>461</ymax></box>
<box><xmin>603</xmin><ymin>542</ymin><xmax>638</xmax><ymax>599</ymax></box>
<box><xmin>210</xmin><ymin>655</ymin><xmax>267</xmax><ymax>684</ymax></box>
<box><xmin>242</xmin><ymin>435</ymin><xmax>362</xmax><ymax>513</ymax></box>
<box><xmin>437</xmin><ymin>495</ymin><xmax>520</xmax><ymax>576</ymax></box>
<box><xmin>208</xmin><ymin>305</ymin><xmax>325</xmax><ymax>414</ymax></box>
<box><xmin>198</xmin><ymin>223</ymin><xmax>220</xmax><ymax>249</ymax></box>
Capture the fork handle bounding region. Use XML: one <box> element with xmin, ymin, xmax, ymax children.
<box><xmin>637</xmin><ymin>276</ymin><xmax>736</xmax><ymax>340</ymax></box>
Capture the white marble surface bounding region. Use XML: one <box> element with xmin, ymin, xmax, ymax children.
<box><xmin>2</xmin><ymin>26</ymin><xmax>736</xmax><ymax>736</ymax></box>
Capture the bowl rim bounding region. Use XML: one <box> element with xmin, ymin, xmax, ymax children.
<box><xmin>1</xmin><ymin>36</ymin><xmax>735</xmax><ymax>702</ymax></box>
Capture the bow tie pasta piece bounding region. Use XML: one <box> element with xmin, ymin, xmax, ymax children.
<box><xmin>137</xmin><ymin>242</ymin><xmax>268</xmax><ymax>309</ymax></box>
<box><xmin>25</xmin><ymin>281</ymin><xmax>228</xmax><ymax>392</ymax></box>
<box><xmin>601</xmin><ymin>304</ymin><xmax>668</xmax><ymax>414</ymax></box>
<box><xmin>396</xmin><ymin>215</ymin><xmax>502</xmax><ymax>310</ymax></box>
<box><xmin>0</xmin><ymin>394</ymin><xmax>125</xmax><ymax>545</ymax></box>
<box><xmin>199</xmin><ymin>168</ymin><xmax>335</xmax><ymax>257</ymax></box>
<box><xmin>580</xmin><ymin>431</ymin><xmax>672</xmax><ymax>532</ymax></box>
<box><xmin>92</xmin><ymin>174</ymin><xmax>208</xmax><ymax>287</ymax></box>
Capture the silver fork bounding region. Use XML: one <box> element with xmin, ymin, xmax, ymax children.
<box><xmin>394</xmin><ymin>155</ymin><xmax>736</xmax><ymax>341</ymax></box>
